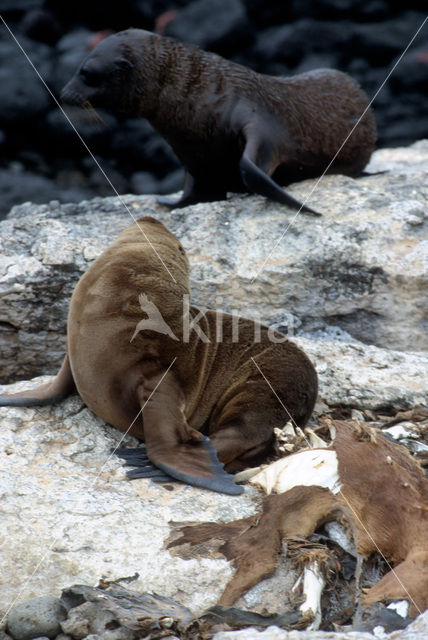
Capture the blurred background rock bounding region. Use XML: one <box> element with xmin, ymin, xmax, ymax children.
<box><xmin>0</xmin><ymin>0</ymin><xmax>427</xmax><ymax>219</ymax></box>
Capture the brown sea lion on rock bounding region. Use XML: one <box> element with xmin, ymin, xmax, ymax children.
<box><xmin>61</xmin><ymin>29</ymin><xmax>376</xmax><ymax>213</ymax></box>
<box><xmin>0</xmin><ymin>218</ymin><xmax>317</xmax><ymax>495</ymax></box>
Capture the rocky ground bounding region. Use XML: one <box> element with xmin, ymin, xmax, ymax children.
<box><xmin>0</xmin><ymin>142</ymin><xmax>427</xmax><ymax>638</ymax></box>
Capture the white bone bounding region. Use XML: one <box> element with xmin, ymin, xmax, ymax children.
<box><xmin>299</xmin><ymin>561</ymin><xmax>325</xmax><ymax>630</ymax></box>
<box><xmin>324</xmin><ymin>521</ymin><xmax>357</xmax><ymax>557</ymax></box>
<box><xmin>249</xmin><ymin>449</ymin><xmax>341</xmax><ymax>495</ymax></box>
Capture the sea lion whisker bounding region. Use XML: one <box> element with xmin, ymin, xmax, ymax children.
<box><xmin>81</xmin><ymin>100</ymin><xmax>106</xmax><ymax>126</ymax></box>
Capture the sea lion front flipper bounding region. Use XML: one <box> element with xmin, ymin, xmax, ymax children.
<box><xmin>136</xmin><ymin>376</ymin><xmax>243</xmax><ymax>495</ymax></box>
<box><xmin>0</xmin><ymin>355</ymin><xmax>76</xmax><ymax>407</ymax></box>
<box><xmin>239</xmin><ymin>154</ymin><xmax>321</xmax><ymax>216</ymax></box>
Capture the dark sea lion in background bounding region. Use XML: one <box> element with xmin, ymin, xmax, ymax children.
<box><xmin>0</xmin><ymin>217</ymin><xmax>318</xmax><ymax>494</ymax></box>
<box><xmin>61</xmin><ymin>29</ymin><xmax>377</xmax><ymax>214</ymax></box>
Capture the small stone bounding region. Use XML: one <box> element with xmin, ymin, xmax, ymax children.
<box><xmin>60</xmin><ymin>603</ymin><xmax>97</xmax><ymax>639</ymax></box>
<box><xmin>7</xmin><ymin>597</ymin><xmax>66</xmax><ymax>640</ymax></box>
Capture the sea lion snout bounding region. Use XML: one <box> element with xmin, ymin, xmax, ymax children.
<box><xmin>60</xmin><ymin>83</ymin><xmax>84</xmax><ymax>107</ymax></box>
<box><xmin>61</xmin><ymin>38</ymin><xmax>136</xmax><ymax>112</ymax></box>
<box><xmin>60</xmin><ymin>69</ymin><xmax>99</xmax><ymax>108</ymax></box>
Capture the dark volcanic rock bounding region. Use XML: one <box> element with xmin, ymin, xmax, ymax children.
<box><xmin>0</xmin><ymin>35</ymin><xmax>52</xmax><ymax>123</ymax></box>
<box><xmin>165</xmin><ymin>0</ymin><xmax>252</xmax><ymax>54</ymax></box>
<box><xmin>390</xmin><ymin>44</ymin><xmax>428</xmax><ymax>92</ymax></box>
<box><xmin>351</xmin><ymin>12</ymin><xmax>428</xmax><ymax>66</ymax></box>
<box><xmin>253</xmin><ymin>20</ymin><xmax>355</xmax><ymax>71</ymax></box>
<box><xmin>0</xmin><ymin>0</ymin><xmax>43</xmax><ymax>16</ymax></box>
<box><xmin>20</xmin><ymin>8</ymin><xmax>62</xmax><ymax>45</ymax></box>
<box><xmin>0</xmin><ymin>168</ymin><xmax>60</xmax><ymax>219</ymax></box>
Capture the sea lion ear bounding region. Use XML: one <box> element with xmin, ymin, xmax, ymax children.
<box><xmin>117</xmin><ymin>58</ymin><xmax>134</xmax><ymax>71</ymax></box>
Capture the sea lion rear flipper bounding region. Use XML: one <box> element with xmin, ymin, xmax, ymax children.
<box><xmin>146</xmin><ymin>433</ymin><xmax>243</xmax><ymax>495</ymax></box>
<box><xmin>239</xmin><ymin>154</ymin><xmax>321</xmax><ymax>216</ymax></box>
<box><xmin>0</xmin><ymin>355</ymin><xmax>76</xmax><ymax>406</ymax></box>
<box><xmin>136</xmin><ymin>377</ymin><xmax>243</xmax><ymax>495</ymax></box>
<box><xmin>115</xmin><ymin>447</ymin><xmax>173</xmax><ymax>483</ymax></box>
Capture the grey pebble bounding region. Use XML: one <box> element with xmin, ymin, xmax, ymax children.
<box><xmin>7</xmin><ymin>597</ymin><xmax>66</xmax><ymax>640</ymax></box>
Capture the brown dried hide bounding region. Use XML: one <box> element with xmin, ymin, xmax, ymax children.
<box><xmin>168</xmin><ymin>485</ymin><xmax>336</xmax><ymax>606</ymax></box>
<box><xmin>167</xmin><ymin>420</ymin><xmax>428</xmax><ymax>617</ymax></box>
<box><xmin>333</xmin><ymin>420</ymin><xmax>428</xmax><ymax>616</ymax></box>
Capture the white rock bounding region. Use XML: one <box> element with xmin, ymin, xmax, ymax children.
<box><xmin>0</xmin><ymin>388</ymin><xmax>260</xmax><ymax>615</ymax></box>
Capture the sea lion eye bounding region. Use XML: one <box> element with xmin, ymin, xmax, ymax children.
<box><xmin>79</xmin><ymin>65</ymin><xmax>102</xmax><ymax>87</ymax></box>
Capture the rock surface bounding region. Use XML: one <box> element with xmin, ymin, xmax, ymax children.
<box><xmin>0</xmin><ymin>380</ymin><xmax>299</xmax><ymax>616</ymax></box>
<box><xmin>0</xmin><ymin>143</ymin><xmax>427</xmax><ymax>638</ymax></box>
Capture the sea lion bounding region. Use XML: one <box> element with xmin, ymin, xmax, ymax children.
<box><xmin>61</xmin><ymin>29</ymin><xmax>376</xmax><ymax>214</ymax></box>
<box><xmin>0</xmin><ymin>217</ymin><xmax>318</xmax><ymax>495</ymax></box>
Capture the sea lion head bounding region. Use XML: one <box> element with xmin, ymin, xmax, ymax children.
<box><xmin>116</xmin><ymin>216</ymin><xmax>190</xmax><ymax>289</ymax></box>
<box><xmin>61</xmin><ymin>30</ymin><xmax>154</xmax><ymax>117</ymax></box>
